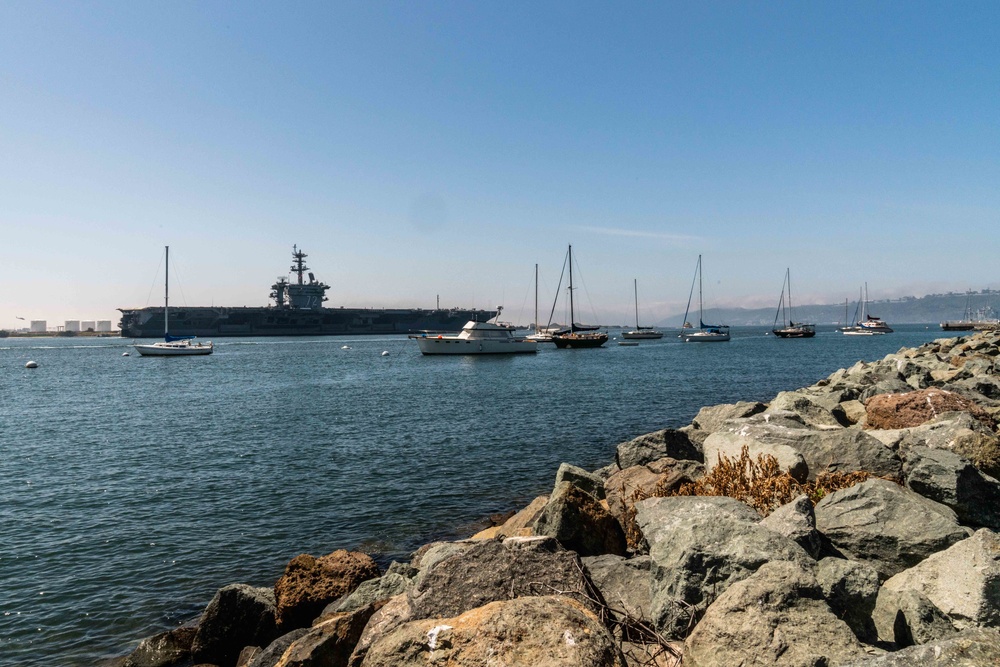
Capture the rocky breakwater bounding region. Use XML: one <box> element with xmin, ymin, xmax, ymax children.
<box><xmin>117</xmin><ymin>332</ymin><xmax>1000</xmax><ymax>667</ymax></box>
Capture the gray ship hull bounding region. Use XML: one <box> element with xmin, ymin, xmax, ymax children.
<box><xmin>119</xmin><ymin>306</ymin><xmax>498</xmax><ymax>338</ymax></box>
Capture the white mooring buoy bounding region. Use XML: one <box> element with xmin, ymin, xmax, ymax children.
<box><xmin>122</xmin><ymin>352</ymin><xmax>130</xmax><ymax>356</ymax></box>
<box><xmin>25</xmin><ymin>361</ymin><xmax>38</xmax><ymax>368</ymax></box>
<box><xmin>381</xmin><ymin>351</ymin><xmax>389</xmax><ymax>356</ymax></box>
<box><xmin>341</xmin><ymin>345</ymin><xmax>351</xmax><ymax>350</ymax></box>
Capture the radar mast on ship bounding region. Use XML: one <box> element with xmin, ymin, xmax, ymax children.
<box><xmin>270</xmin><ymin>245</ymin><xmax>329</xmax><ymax>309</ymax></box>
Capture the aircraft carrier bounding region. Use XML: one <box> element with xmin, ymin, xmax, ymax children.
<box><xmin>118</xmin><ymin>246</ymin><xmax>496</xmax><ymax>338</ymax></box>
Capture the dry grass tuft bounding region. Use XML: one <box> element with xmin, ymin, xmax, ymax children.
<box><xmin>620</xmin><ymin>446</ymin><xmax>891</xmax><ymax>551</ymax></box>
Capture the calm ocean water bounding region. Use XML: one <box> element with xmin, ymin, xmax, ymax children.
<box><xmin>0</xmin><ymin>325</ymin><xmax>963</xmax><ymax>665</ymax></box>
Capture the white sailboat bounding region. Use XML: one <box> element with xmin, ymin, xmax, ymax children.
<box><xmin>842</xmin><ymin>283</ymin><xmax>892</xmax><ymax>335</ymax></box>
<box><xmin>680</xmin><ymin>255</ymin><xmax>730</xmax><ymax>342</ymax></box>
<box><xmin>525</xmin><ymin>263</ymin><xmax>557</xmax><ymax>342</ymax></box>
<box><xmin>622</xmin><ymin>278</ymin><xmax>663</xmax><ymax>340</ymax></box>
<box><xmin>134</xmin><ymin>246</ymin><xmax>214</xmax><ymax>356</ymax></box>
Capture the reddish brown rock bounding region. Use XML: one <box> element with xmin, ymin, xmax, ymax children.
<box><xmin>274</xmin><ymin>550</ymin><xmax>380</xmax><ymax>631</ymax></box>
<box><xmin>865</xmin><ymin>388</ymin><xmax>996</xmax><ymax>431</ymax></box>
<box><xmin>357</xmin><ymin>595</ymin><xmax>625</xmax><ymax>667</ymax></box>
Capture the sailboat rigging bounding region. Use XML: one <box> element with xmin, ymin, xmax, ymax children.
<box><xmin>622</xmin><ymin>279</ymin><xmax>663</xmax><ymax>340</ymax></box>
<box><xmin>133</xmin><ymin>246</ymin><xmax>214</xmax><ymax>356</ymax></box>
<box><xmin>551</xmin><ymin>245</ymin><xmax>608</xmax><ymax>349</ymax></box>
<box><xmin>771</xmin><ymin>268</ymin><xmax>815</xmax><ymax>338</ymax></box>
<box><xmin>680</xmin><ymin>255</ymin><xmax>729</xmax><ymax>342</ymax></box>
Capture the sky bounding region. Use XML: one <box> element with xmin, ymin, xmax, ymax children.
<box><xmin>1</xmin><ymin>1</ymin><xmax>998</xmax><ymax>329</ymax></box>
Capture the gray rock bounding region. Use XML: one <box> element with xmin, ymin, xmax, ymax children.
<box><xmin>703</xmin><ymin>429</ymin><xmax>809</xmax><ymax>481</ymax></box>
<box><xmin>581</xmin><ymin>554</ymin><xmax>653</xmax><ymax>622</ymax></box>
<box><xmin>635</xmin><ymin>496</ymin><xmax>811</xmax><ymax>637</ymax></box>
<box><xmin>903</xmin><ymin>446</ymin><xmax>1000</xmax><ymax>529</ymax></box>
<box><xmin>614</xmin><ymin>428</ymin><xmax>703</xmax><ymax>468</ymax></box>
<box><xmin>816</xmin><ymin>557</ymin><xmax>880</xmax><ymax>643</ymax></box>
<box><xmin>532</xmin><ymin>481</ymin><xmax>628</xmax><ymax>557</ymax></box>
<box><xmin>859</xmin><ymin>377</ymin><xmax>914</xmax><ymax>403</ymax></box>
<box><xmin>690</xmin><ymin>401</ymin><xmax>766</xmax><ymax>435</ymax></box>
<box><xmin>814</xmin><ymin>479</ymin><xmax>970</xmax><ymax>579</ymax></box>
<box><xmin>838</xmin><ymin>628</ymin><xmax>1000</xmax><ymax>666</ymax></box>
<box><xmin>245</xmin><ymin>628</ymin><xmax>309</xmax><ymax>667</ymax></box>
<box><xmin>123</xmin><ymin>626</ymin><xmax>195</xmax><ymax>667</ymax></box>
<box><xmin>898</xmin><ymin>412</ymin><xmax>1000</xmax><ymax>477</ymax></box>
<box><xmin>406</xmin><ymin>536</ymin><xmax>595</xmax><ymax>621</ymax></box>
<box><xmin>333</xmin><ymin>562</ymin><xmax>418</xmax><ymax>614</ymax></box>
<box><xmin>555</xmin><ymin>462</ymin><xmax>607</xmax><ymax>500</ymax></box>
<box><xmin>879</xmin><ymin>529</ymin><xmax>1000</xmax><ymax>631</ymax></box>
<box><xmin>872</xmin><ymin>587</ymin><xmax>956</xmax><ymax>647</ymax></box>
<box><xmin>705</xmin><ymin>419</ymin><xmax>901</xmax><ymax>481</ymax></box>
<box><xmin>948</xmin><ymin>376</ymin><xmax>1000</xmax><ymax>407</ymax></box>
<box><xmin>683</xmin><ymin>561</ymin><xmax>866</xmax><ymax>667</ymax></box>
<box><xmin>760</xmin><ymin>495</ymin><xmax>823</xmax><ymax>559</ymax></box>
<box><xmin>191</xmin><ymin>583</ymin><xmax>279</xmax><ymax>667</ymax></box>
<box><xmin>765</xmin><ymin>390</ymin><xmax>852</xmax><ymax>429</ymax></box>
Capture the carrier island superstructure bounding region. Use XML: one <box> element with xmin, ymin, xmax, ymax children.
<box><xmin>118</xmin><ymin>246</ymin><xmax>496</xmax><ymax>338</ymax></box>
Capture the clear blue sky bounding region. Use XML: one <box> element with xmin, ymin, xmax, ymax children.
<box><xmin>2</xmin><ymin>1</ymin><xmax>998</xmax><ymax>329</ymax></box>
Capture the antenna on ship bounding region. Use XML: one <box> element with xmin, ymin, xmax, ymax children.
<box><xmin>291</xmin><ymin>245</ymin><xmax>309</xmax><ymax>285</ymax></box>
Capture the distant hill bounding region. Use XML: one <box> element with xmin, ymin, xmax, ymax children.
<box><xmin>660</xmin><ymin>289</ymin><xmax>1000</xmax><ymax>327</ymax></box>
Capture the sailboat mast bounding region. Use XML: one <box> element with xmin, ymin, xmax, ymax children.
<box><xmin>568</xmin><ymin>245</ymin><xmax>576</xmax><ymax>333</ymax></box>
<box><xmin>164</xmin><ymin>245</ymin><xmax>169</xmax><ymax>337</ymax></box>
<box><xmin>786</xmin><ymin>268</ymin><xmax>792</xmax><ymax>325</ymax></box>
<box><xmin>634</xmin><ymin>278</ymin><xmax>639</xmax><ymax>328</ymax></box>
<box><xmin>534</xmin><ymin>263</ymin><xmax>539</xmax><ymax>333</ymax></box>
<box><xmin>698</xmin><ymin>254</ymin><xmax>704</xmax><ymax>327</ymax></box>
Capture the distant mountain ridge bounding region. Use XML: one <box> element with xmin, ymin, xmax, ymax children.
<box><xmin>659</xmin><ymin>289</ymin><xmax>1000</xmax><ymax>327</ymax></box>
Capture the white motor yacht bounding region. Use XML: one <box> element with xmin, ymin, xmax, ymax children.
<box><xmin>411</xmin><ymin>309</ymin><xmax>537</xmax><ymax>355</ymax></box>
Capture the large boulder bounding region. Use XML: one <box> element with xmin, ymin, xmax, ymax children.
<box><xmin>358</xmin><ymin>595</ymin><xmax>625</xmax><ymax>667</ymax></box>
<box><xmin>274</xmin><ymin>550</ymin><xmax>380</xmax><ymax>631</ymax></box>
<box><xmin>897</xmin><ymin>412</ymin><xmax>1000</xmax><ymax>477</ymax></box>
<box><xmin>635</xmin><ymin>496</ymin><xmax>812</xmax><ymax>637</ymax></box>
<box><xmin>683</xmin><ymin>561</ymin><xmax>867</xmax><ymax>667</ymax></box>
<box><xmin>759</xmin><ymin>495</ymin><xmax>823</xmax><ymax>559</ymax></box>
<box><xmin>814</xmin><ymin>479</ymin><xmax>970</xmax><ymax>579</ymax></box>
<box><xmin>865</xmin><ymin>388</ymin><xmax>996</xmax><ymax>431</ymax></box>
<box><xmin>614</xmin><ymin>428</ymin><xmax>703</xmax><ymax>468</ymax></box>
<box><xmin>581</xmin><ymin>554</ymin><xmax>653</xmax><ymax>622</ymax></box>
<box><xmin>872</xmin><ymin>587</ymin><xmax>956</xmax><ymax>647</ymax></box>
<box><xmin>532</xmin><ymin>481</ymin><xmax>628</xmax><ymax>557</ymax></box>
<box><xmin>703</xmin><ymin>429</ymin><xmax>808</xmax><ymax>481</ymax></box>
<box><xmin>331</xmin><ymin>562</ymin><xmax>418</xmax><ymax>615</ymax></box>
<box><xmin>191</xmin><ymin>584</ymin><xmax>279</xmax><ymax>667</ymax></box>
<box><xmin>838</xmin><ymin>628</ymin><xmax>1000</xmax><ymax>666</ymax></box>
<box><xmin>690</xmin><ymin>401</ymin><xmax>766</xmax><ymax>435</ymax></box>
<box><xmin>272</xmin><ymin>603</ymin><xmax>379</xmax><ymax>667</ymax></box>
<box><xmin>878</xmin><ymin>529</ymin><xmax>1000</xmax><ymax>631</ymax></box>
<box><xmin>903</xmin><ymin>446</ymin><xmax>1000</xmax><ymax>529</ymax></box>
<box><xmin>764</xmin><ymin>390</ymin><xmax>852</xmax><ymax>429</ymax></box>
<box><xmin>816</xmin><ymin>557</ymin><xmax>881</xmax><ymax>643</ymax></box>
<box><xmin>700</xmin><ymin>418</ymin><xmax>901</xmax><ymax>481</ymax></box>
<box><xmin>555</xmin><ymin>462</ymin><xmax>606</xmax><ymax>500</ymax></box>
<box><xmin>123</xmin><ymin>626</ymin><xmax>196</xmax><ymax>667</ymax></box>
<box><xmin>245</xmin><ymin>629</ymin><xmax>310</xmax><ymax>667</ymax></box>
<box><xmin>406</xmin><ymin>536</ymin><xmax>596</xmax><ymax>621</ymax></box>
